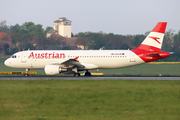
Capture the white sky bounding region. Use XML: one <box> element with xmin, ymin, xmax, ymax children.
<box><xmin>1</xmin><ymin>0</ymin><xmax>180</xmax><ymax>35</ymax></box>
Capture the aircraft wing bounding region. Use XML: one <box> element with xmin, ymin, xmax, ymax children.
<box><xmin>50</xmin><ymin>56</ymin><xmax>84</xmax><ymax>68</ymax></box>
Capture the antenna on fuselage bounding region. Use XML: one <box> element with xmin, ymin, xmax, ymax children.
<box><xmin>99</xmin><ymin>46</ymin><xmax>104</xmax><ymax>50</ymax></box>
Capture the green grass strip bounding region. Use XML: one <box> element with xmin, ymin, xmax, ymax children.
<box><xmin>0</xmin><ymin>80</ymin><xmax>180</xmax><ymax>120</ymax></box>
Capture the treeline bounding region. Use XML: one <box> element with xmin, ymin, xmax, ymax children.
<box><xmin>0</xmin><ymin>20</ymin><xmax>180</xmax><ymax>61</ymax></box>
<box><xmin>75</xmin><ymin>30</ymin><xmax>180</xmax><ymax>61</ymax></box>
<box><xmin>0</xmin><ymin>21</ymin><xmax>68</xmax><ymax>55</ymax></box>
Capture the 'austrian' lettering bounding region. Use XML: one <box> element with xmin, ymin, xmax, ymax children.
<box><xmin>28</xmin><ymin>52</ymin><xmax>65</xmax><ymax>59</ymax></box>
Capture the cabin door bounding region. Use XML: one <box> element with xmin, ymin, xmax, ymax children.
<box><xmin>130</xmin><ymin>52</ymin><xmax>136</xmax><ymax>62</ymax></box>
<box><xmin>21</xmin><ymin>52</ymin><xmax>27</xmax><ymax>62</ymax></box>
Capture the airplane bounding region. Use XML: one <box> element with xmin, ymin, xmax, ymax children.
<box><xmin>4</xmin><ymin>22</ymin><xmax>171</xmax><ymax>76</ymax></box>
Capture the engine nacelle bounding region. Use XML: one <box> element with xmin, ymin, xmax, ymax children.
<box><xmin>44</xmin><ymin>65</ymin><xmax>60</xmax><ymax>75</ymax></box>
<box><xmin>44</xmin><ymin>65</ymin><xmax>77</xmax><ymax>75</ymax></box>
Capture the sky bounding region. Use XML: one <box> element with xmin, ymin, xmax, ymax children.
<box><xmin>1</xmin><ymin>0</ymin><xmax>180</xmax><ymax>35</ymax></box>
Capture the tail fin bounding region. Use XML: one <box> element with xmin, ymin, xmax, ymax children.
<box><xmin>136</xmin><ymin>22</ymin><xmax>167</xmax><ymax>51</ymax></box>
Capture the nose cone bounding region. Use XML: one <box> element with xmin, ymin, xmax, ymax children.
<box><xmin>4</xmin><ymin>59</ymin><xmax>11</xmax><ymax>67</ymax></box>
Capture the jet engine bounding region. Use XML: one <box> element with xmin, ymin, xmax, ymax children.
<box><xmin>44</xmin><ymin>65</ymin><xmax>60</xmax><ymax>75</ymax></box>
<box><xmin>44</xmin><ymin>65</ymin><xmax>75</xmax><ymax>75</ymax></box>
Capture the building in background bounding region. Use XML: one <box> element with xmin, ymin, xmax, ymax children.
<box><xmin>46</xmin><ymin>17</ymin><xmax>85</xmax><ymax>50</ymax></box>
<box><xmin>47</xmin><ymin>17</ymin><xmax>71</xmax><ymax>38</ymax></box>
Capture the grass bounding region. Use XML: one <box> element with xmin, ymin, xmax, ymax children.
<box><xmin>0</xmin><ymin>80</ymin><xmax>180</xmax><ymax>120</ymax></box>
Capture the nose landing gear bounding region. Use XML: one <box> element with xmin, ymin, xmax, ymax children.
<box><xmin>25</xmin><ymin>69</ymin><xmax>30</xmax><ymax>76</ymax></box>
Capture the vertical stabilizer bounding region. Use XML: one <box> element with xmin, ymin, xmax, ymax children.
<box><xmin>132</xmin><ymin>22</ymin><xmax>170</xmax><ymax>63</ymax></box>
<box><xmin>136</xmin><ymin>22</ymin><xmax>167</xmax><ymax>51</ymax></box>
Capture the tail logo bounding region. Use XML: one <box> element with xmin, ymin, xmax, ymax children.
<box><xmin>149</xmin><ymin>36</ymin><xmax>161</xmax><ymax>44</ymax></box>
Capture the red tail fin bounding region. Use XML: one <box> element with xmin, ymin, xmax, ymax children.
<box><xmin>135</xmin><ymin>22</ymin><xmax>167</xmax><ymax>52</ymax></box>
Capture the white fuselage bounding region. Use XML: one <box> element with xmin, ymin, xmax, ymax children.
<box><xmin>4</xmin><ymin>50</ymin><xmax>145</xmax><ymax>70</ymax></box>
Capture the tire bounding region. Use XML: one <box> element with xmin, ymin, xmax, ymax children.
<box><xmin>85</xmin><ymin>72</ymin><xmax>91</xmax><ymax>76</ymax></box>
<box><xmin>74</xmin><ymin>73</ymin><xmax>80</xmax><ymax>76</ymax></box>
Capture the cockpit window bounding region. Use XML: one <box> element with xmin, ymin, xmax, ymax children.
<box><xmin>11</xmin><ymin>55</ymin><xmax>17</xmax><ymax>58</ymax></box>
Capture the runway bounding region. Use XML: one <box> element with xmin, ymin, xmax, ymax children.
<box><xmin>0</xmin><ymin>76</ymin><xmax>180</xmax><ymax>80</ymax></box>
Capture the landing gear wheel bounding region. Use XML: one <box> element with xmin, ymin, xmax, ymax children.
<box><xmin>25</xmin><ymin>69</ymin><xmax>30</xmax><ymax>77</ymax></box>
<box><xmin>85</xmin><ymin>71</ymin><xmax>91</xmax><ymax>76</ymax></box>
<box><xmin>74</xmin><ymin>73</ymin><xmax>80</xmax><ymax>76</ymax></box>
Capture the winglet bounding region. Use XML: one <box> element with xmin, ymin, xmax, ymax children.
<box><xmin>74</xmin><ymin>56</ymin><xmax>79</xmax><ymax>61</ymax></box>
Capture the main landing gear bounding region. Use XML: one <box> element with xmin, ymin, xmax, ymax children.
<box><xmin>74</xmin><ymin>73</ymin><xmax>80</xmax><ymax>76</ymax></box>
<box><xmin>85</xmin><ymin>70</ymin><xmax>91</xmax><ymax>76</ymax></box>
<box><xmin>74</xmin><ymin>70</ymin><xmax>92</xmax><ymax>76</ymax></box>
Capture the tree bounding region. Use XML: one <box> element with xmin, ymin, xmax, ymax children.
<box><xmin>75</xmin><ymin>37</ymin><xmax>87</xmax><ymax>49</ymax></box>
<box><xmin>21</xmin><ymin>22</ymin><xmax>35</xmax><ymax>31</ymax></box>
<box><xmin>10</xmin><ymin>24</ymin><xmax>21</xmax><ymax>32</ymax></box>
<box><xmin>86</xmin><ymin>32</ymin><xmax>106</xmax><ymax>49</ymax></box>
<box><xmin>24</xmin><ymin>43</ymin><xmax>35</xmax><ymax>50</ymax></box>
<box><xmin>62</xmin><ymin>45</ymin><xmax>71</xmax><ymax>50</ymax></box>
<box><xmin>104</xmin><ymin>34</ymin><xmax>130</xmax><ymax>49</ymax></box>
<box><xmin>172</xmin><ymin>30</ymin><xmax>180</xmax><ymax>61</ymax></box>
<box><xmin>0</xmin><ymin>20</ymin><xmax>9</xmax><ymax>32</ymax></box>
<box><xmin>33</xmin><ymin>36</ymin><xmax>49</xmax><ymax>50</ymax></box>
<box><xmin>71</xmin><ymin>32</ymin><xmax>74</xmax><ymax>37</ymax></box>
<box><xmin>76</xmin><ymin>32</ymin><xmax>86</xmax><ymax>37</ymax></box>
<box><xmin>0</xmin><ymin>36</ymin><xmax>10</xmax><ymax>55</ymax></box>
<box><xmin>120</xmin><ymin>43</ymin><xmax>129</xmax><ymax>49</ymax></box>
<box><xmin>44</xmin><ymin>26</ymin><xmax>53</xmax><ymax>36</ymax></box>
<box><xmin>133</xmin><ymin>34</ymin><xmax>145</xmax><ymax>47</ymax></box>
<box><xmin>161</xmin><ymin>29</ymin><xmax>175</xmax><ymax>52</ymax></box>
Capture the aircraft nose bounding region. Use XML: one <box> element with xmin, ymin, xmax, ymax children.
<box><xmin>4</xmin><ymin>59</ymin><xmax>11</xmax><ymax>67</ymax></box>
